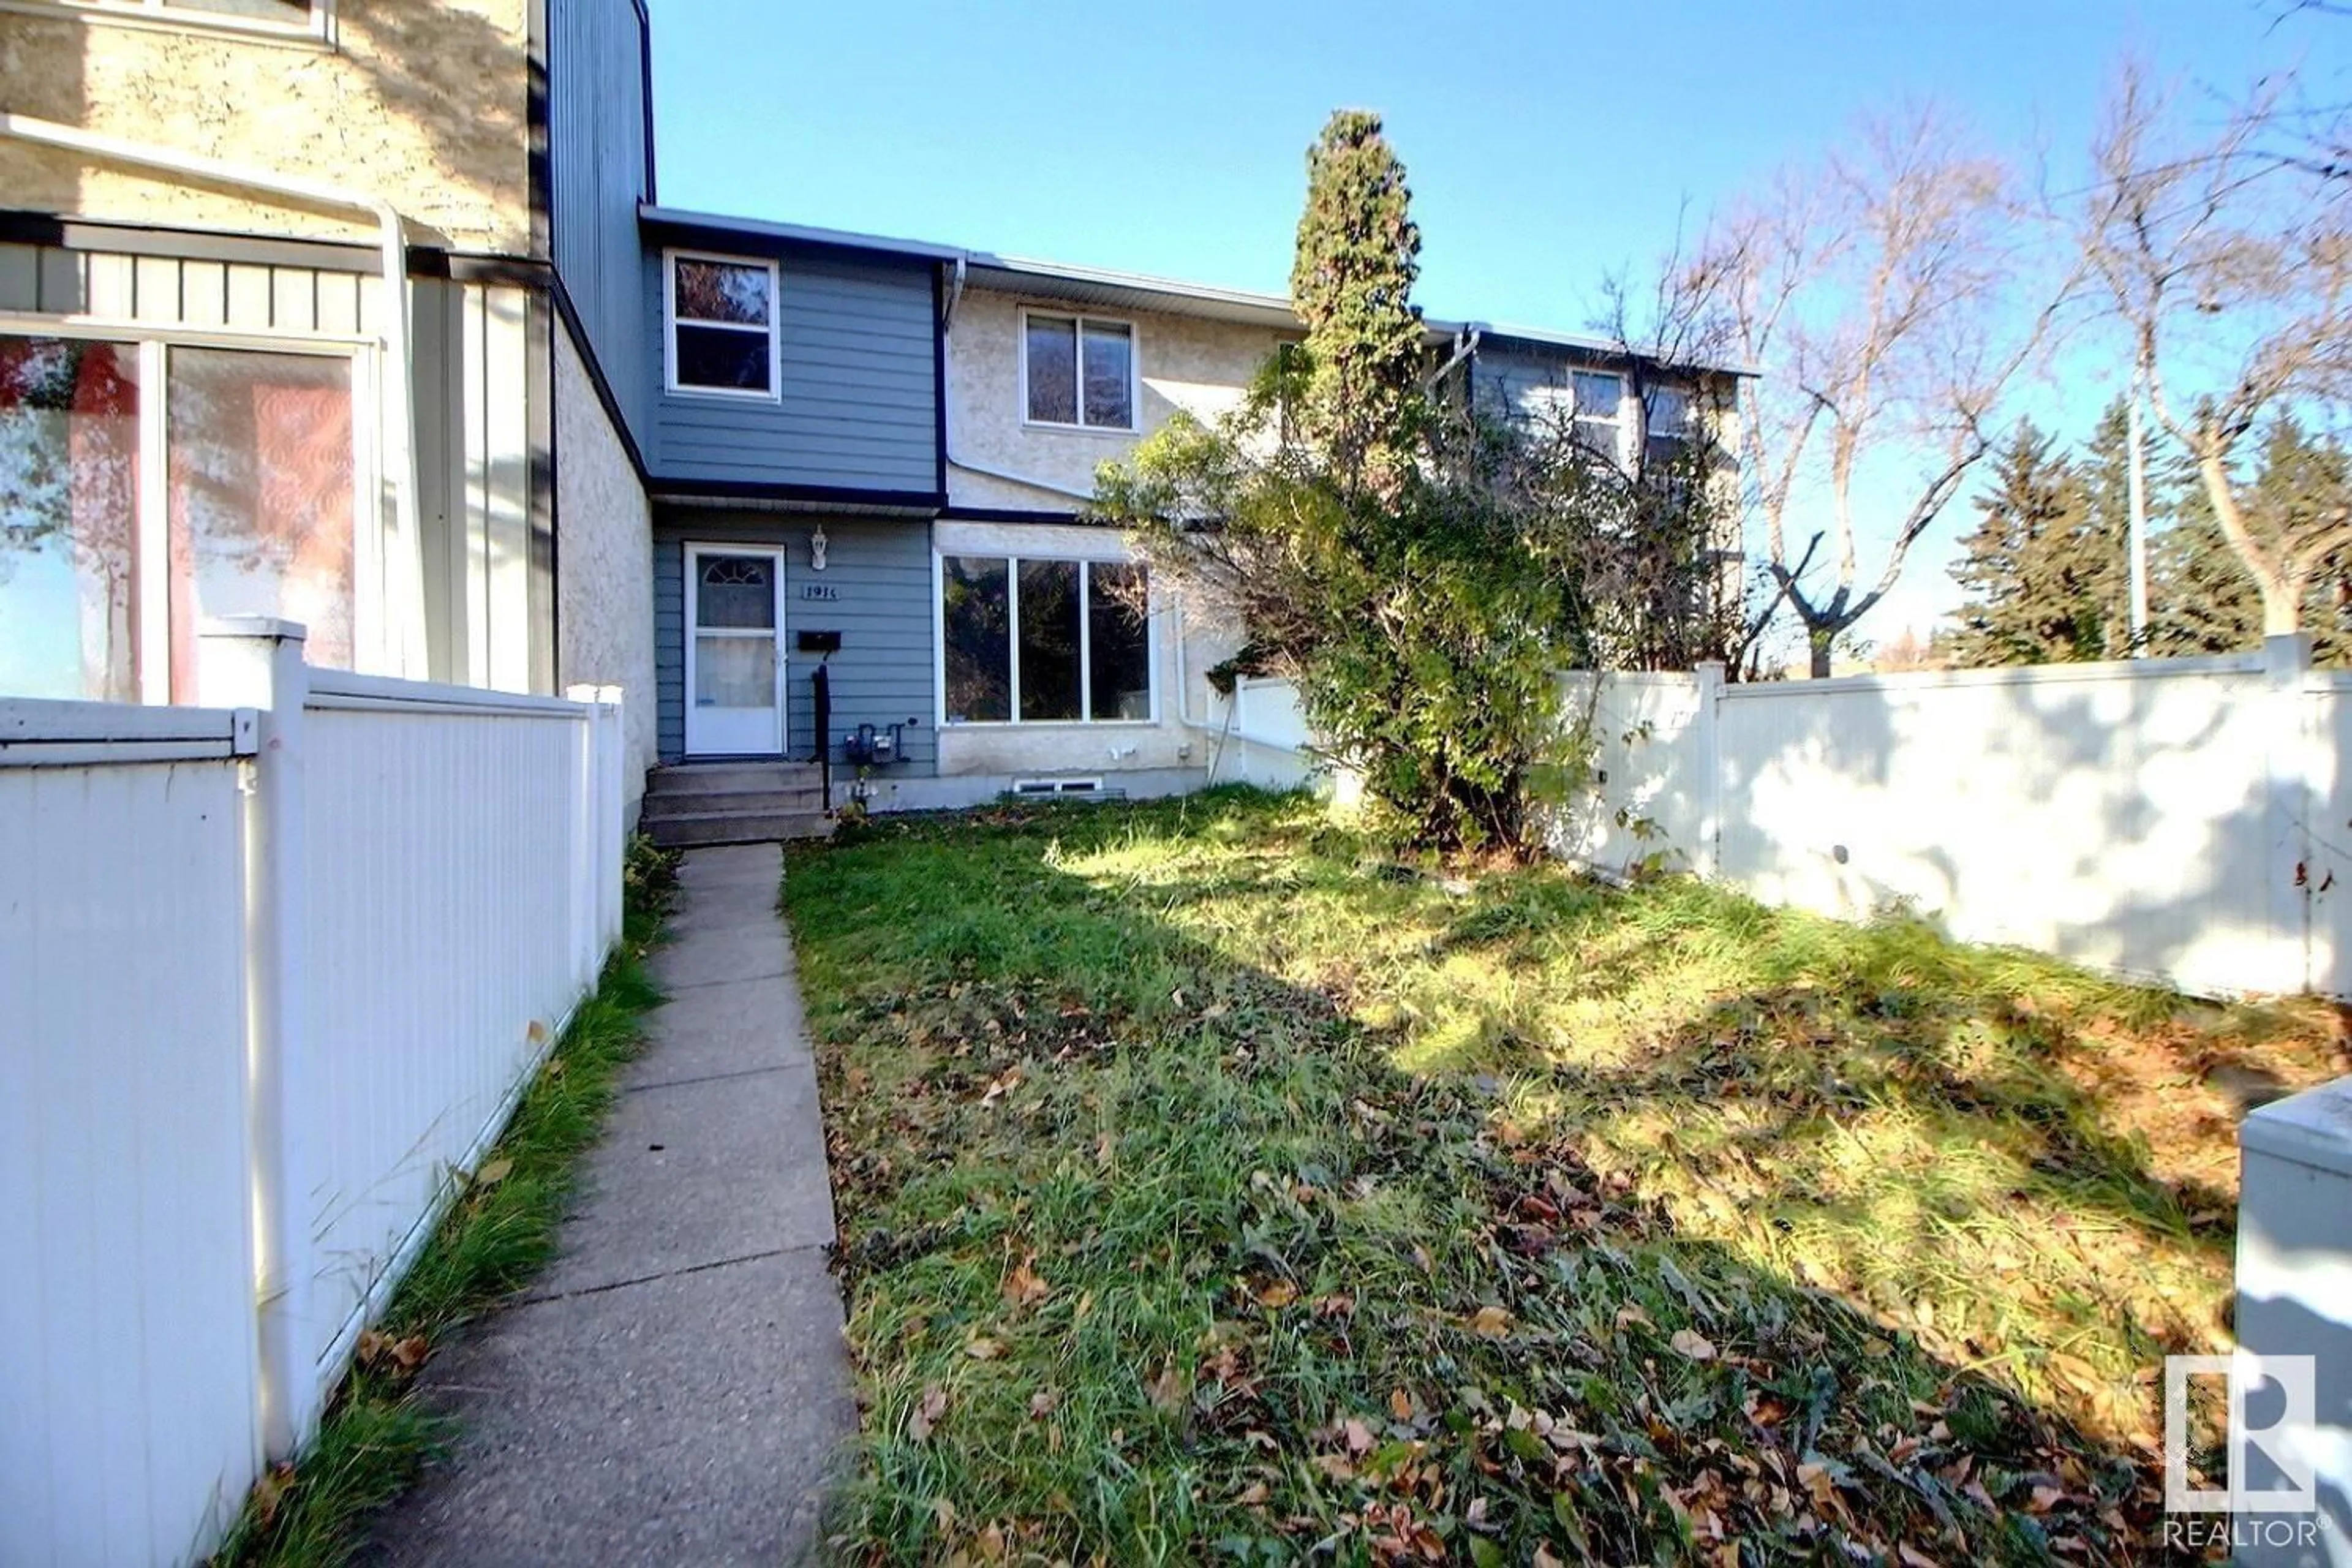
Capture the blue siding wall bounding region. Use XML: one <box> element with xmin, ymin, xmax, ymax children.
<box><xmin>548</xmin><ymin>0</ymin><xmax>653</xmax><ymax>447</ymax></box>
<box><xmin>646</xmin><ymin>248</ymin><xmax>938</xmax><ymax>493</ymax></box>
<box><xmin>654</xmin><ymin>513</ymin><xmax>938</xmax><ymax>770</ymax></box>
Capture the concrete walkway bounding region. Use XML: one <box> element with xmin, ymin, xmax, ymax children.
<box><xmin>371</xmin><ymin>844</ymin><xmax>854</xmax><ymax>1567</ymax></box>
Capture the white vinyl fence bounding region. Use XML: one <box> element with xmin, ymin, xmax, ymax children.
<box><xmin>1560</xmin><ymin>638</ymin><xmax>2351</xmax><ymax>1000</ymax></box>
<box><xmin>1224</xmin><ymin>639</ymin><xmax>2351</xmax><ymax>1000</ymax></box>
<box><xmin>1</xmin><ymin>618</ymin><xmax>627</xmax><ymax>1568</ymax></box>
<box><xmin>1204</xmin><ymin>674</ymin><xmax>1323</xmax><ymax>791</ymax></box>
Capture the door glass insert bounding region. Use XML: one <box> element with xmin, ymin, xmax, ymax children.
<box><xmin>696</xmin><ymin>554</ymin><xmax>775</xmax><ymax>629</ymax></box>
<box><xmin>695</xmin><ymin>635</ymin><xmax>777</xmax><ymax>707</ymax></box>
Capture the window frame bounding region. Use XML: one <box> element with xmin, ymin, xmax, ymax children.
<box><xmin>1642</xmin><ymin>383</ymin><xmax>1694</xmax><ymax>446</ymax></box>
<box><xmin>1570</xmin><ymin>369</ymin><xmax>1627</xmax><ymax>457</ymax></box>
<box><xmin>0</xmin><ymin>0</ymin><xmax>334</xmax><ymax>43</ymax></box>
<box><xmin>663</xmin><ymin>249</ymin><xmax>783</xmax><ymax>404</ymax></box>
<box><xmin>932</xmin><ymin>548</ymin><xmax>1156</xmax><ymax>728</ymax></box>
<box><xmin>1016</xmin><ymin>307</ymin><xmax>1140</xmax><ymax>434</ymax></box>
<box><xmin>0</xmin><ymin>311</ymin><xmax>379</xmax><ymax>702</ymax></box>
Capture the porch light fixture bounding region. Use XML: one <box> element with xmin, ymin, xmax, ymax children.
<box><xmin>810</xmin><ymin>524</ymin><xmax>829</xmax><ymax>571</ymax></box>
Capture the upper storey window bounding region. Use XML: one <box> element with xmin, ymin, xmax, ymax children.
<box><xmin>665</xmin><ymin>252</ymin><xmax>780</xmax><ymax>400</ymax></box>
<box><xmin>1570</xmin><ymin>370</ymin><xmax>1625</xmax><ymax>455</ymax></box>
<box><xmin>1022</xmin><ymin>311</ymin><xmax>1135</xmax><ymax>431</ymax></box>
<box><xmin>20</xmin><ymin>0</ymin><xmax>330</xmax><ymax>39</ymax></box>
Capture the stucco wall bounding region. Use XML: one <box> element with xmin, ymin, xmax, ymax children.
<box><xmin>0</xmin><ymin>0</ymin><xmax>530</xmax><ymax>253</ymax></box>
<box><xmin>554</xmin><ymin>320</ymin><xmax>656</xmax><ymax>813</ymax></box>
<box><xmin>945</xmin><ymin>288</ymin><xmax>1287</xmax><ymax>510</ymax></box>
<box><xmin>931</xmin><ymin>519</ymin><xmax>1205</xmax><ymax>780</ymax></box>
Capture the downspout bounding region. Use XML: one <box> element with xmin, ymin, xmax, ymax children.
<box><xmin>933</xmin><ymin>254</ymin><xmax>1095</xmax><ymax>505</ymax></box>
<box><xmin>0</xmin><ymin>112</ymin><xmax>427</xmax><ymax>681</ymax></box>
<box><xmin>1424</xmin><ymin>324</ymin><xmax>1482</xmax><ymax>393</ymax></box>
<box><xmin>940</xmin><ymin>254</ymin><xmax>966</xmax><ymax>333</ymax></box>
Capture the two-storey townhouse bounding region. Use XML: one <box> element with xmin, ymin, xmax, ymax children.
<box><xmin>0</xmin><ymin>0</ymin><xmax>1744</xmax><ymax>827</ymax></box>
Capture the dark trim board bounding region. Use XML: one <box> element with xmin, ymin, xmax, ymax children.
<box><xmin>527</xmin><ymin>288</ymin><xmax>559</xmax><ymax>695</ymax></box>
<box><xmin>635</xmin><ymin>0</ymin><xmax>658</xmax><ymax>205</ymax></box>
<box><xmin>938</xmin><ymin>505</ymin><xmax>1098</xmax><ymax>526</ymax></box>
<box><xmin>0</xmin><ymin>209</ymin><xmax>557</xmax><ymax>288</ymax></box>
<box><xmin>652</xmin><ymin>477</ymin><xmax>946</xmax><ymax>511</ymax></box>
<box><xmin>527</xmin><ymin>0</ymin><xmax>551</xmax><ymax>265</ymax></box>
<box><xmin>0</xmin><ymin>209</ymin><xmax>390</xmax><ymax>273</ymax></box>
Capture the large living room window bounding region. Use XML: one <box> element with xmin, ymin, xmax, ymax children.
<box><xmin>665</xmin><ymin>252</ymin><xmax>780</xmax><ymax>399</ymax></box>
<box><xmin>939</xmin><ymin>555</ymin><xmax>1151</xmax><ymax>724</ymax></box>
<box><xmin>0</xmin><ymin>333</ymin><xmax>360</xmax><ymax>703</ymax></box>
<box><xmin>1022</xmin><ymin>311</ymin><xmax>1135</xmax><ymax>430</ymax></box>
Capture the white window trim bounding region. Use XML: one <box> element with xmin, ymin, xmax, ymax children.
<box><xmin>0</xmin><ymin>0</ymin><xmax>336</xmax><ymax>44</ymax></box>
<box><xmin>1569</xmin><ymin>369</ymin><xmax>1629</xmax><ymax>466</ymax></box>
<box><xmin>932</xmin><ymin>549</ymin><xmax>1158</xmax><ymax>728</ymax></box>
<box><xmin>663</xmin><ymin>249</ymin><xmax>782</xmax><ymax>403</ymax></box>
<box><xmin>0</xmin><ymin>315</ymin><xmax>380</xmax><ymax>698</ymax></box>
<box><xmin>1017</xmin><ymin>307</ymin><xmax>1140</xmax><ymax>434</ymax></box>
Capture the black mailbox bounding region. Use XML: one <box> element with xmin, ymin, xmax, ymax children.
<box><xmin>797</xmin><ymin>630</ymin><xmax>842</xmax><ymax>654</ymax></box>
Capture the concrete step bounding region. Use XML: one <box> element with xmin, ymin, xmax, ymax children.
<box><xmin>647</xmin><ymin>762</ymin><xmax>823</xmax><ymax>798</ymax></box>
<box><xmin>641</xmin><ymin>787</ymin><xmax>825</xmax><ymax>820</ymax></box>
<box><xmin>646</xmin><ymin>810</ymin><xmax>835</xmax><ymax>849</ymax></box>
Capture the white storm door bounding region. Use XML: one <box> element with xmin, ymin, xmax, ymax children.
<box><xmin>684</xmin><ymin>544</ymin><xmax>786</xmax><ymax>756</ymax></box>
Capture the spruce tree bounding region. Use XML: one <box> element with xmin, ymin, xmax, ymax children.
<box><xmin>1945</xmin><ymin>421</ymin><xmax>2118</xmax><ymax>665</ymax></box>
<box><xmin>1289</xmin><ymin>110</ymin><xmax>1425</xmax><ymax>497</ymax></box>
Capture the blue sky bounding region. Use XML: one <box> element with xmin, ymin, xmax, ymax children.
<box><xmin>647</xmin><ymin>0</ymin><xmax>2345</xmax><ymax>643</ymax></box>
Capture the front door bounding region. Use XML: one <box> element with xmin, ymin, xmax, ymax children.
<box><xmin>684</xmin><ymin>544</ymin><xmax>786</xmax><ymax>756</ymax></box>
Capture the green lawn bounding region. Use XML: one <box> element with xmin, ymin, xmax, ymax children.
<box><xmin>783</xmin><ymin>789</ymin><xmax>2341</xmax><ymax>1566</ymax></box>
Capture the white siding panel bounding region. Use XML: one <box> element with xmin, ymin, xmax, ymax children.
<box><xmin>0</xmin><ymin>748</ymin><xmax>259</xmax><ymax>1568</ymax></box>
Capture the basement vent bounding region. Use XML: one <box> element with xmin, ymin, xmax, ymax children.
<box><xmin>1012</xmin><ymin>777</ymin><xmax>1104</xmax><ymax>796</ymax></box>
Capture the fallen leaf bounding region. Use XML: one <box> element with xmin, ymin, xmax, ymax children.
<box><xmin>1028</xmin><ymin>1389</ymin><xmax>1058</xmax><ymax>1420</ymax></box>
<box><xmin>1002</xmin><ymin>1257</ymin><xmax>1050</xmax><ymax>1308</ymax></box>
<box><xmin>1254</xmin><ymin>1279</ymin><xmax>1299</xmax><ymax>1309</ymax></box>
<box><xmin>965</xmin><ymin>1336</ymin><xmax>1004</xmax><ymax>1360</ymax></box>
<box><xmin>1389</xmin><ymin>1387</ymin><xmax>1414</xmax><ymax>1422</ymax></box>
<box><xmin>1148</xmin><ymin>1359</ymin><xmax>1186</xmax><ymax>1411</ymax></box>
<box><xmin>1898</xmin><ymin>1547</ymin><xmax>1939</xmax><ymax>1568</ymax></box>
<box><xmin>1671</xmin><ymin>1328</ymin><xmax>1717</xmax><ymax>1362</ymax></box>
<box><xmin>1471</xmin><ymin>1305</ymin><xmax>1512</xmax><ymax>1339</ymax></box>
<box><xmin>1344</xmin><ymin>1416</ymin><xmax>1375</xmax><ymax>1453</ymax></box>
<box><xmin>473</xmin><ymin>1156</ymin><xmax>513</xmax><ymax>1188</ymax></box>
<box><xmin>908</xmin><ymin>1382</ymin><xmax>948</xmax><ymax>1441</ymax></box>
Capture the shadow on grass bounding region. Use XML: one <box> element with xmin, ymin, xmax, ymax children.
<box><xmin>782</xmin><ymin>791</ymin><xmax>2347</xmax><ymax>1564</ymax></box>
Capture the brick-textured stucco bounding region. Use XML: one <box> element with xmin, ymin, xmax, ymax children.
<box><xmin>945</xmin><ymin>288</ymin><xmax>1288</xmax><ymax>510</ymax></box>
<box><xmin>555</xmin><ymin>320</ymin><xmax>656</xmax><ymax>814</ymax></box>
<box><xmin>0</xmin><ymin>0</ymin><xmax>530</xmax><ymax>252</ymax></box>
